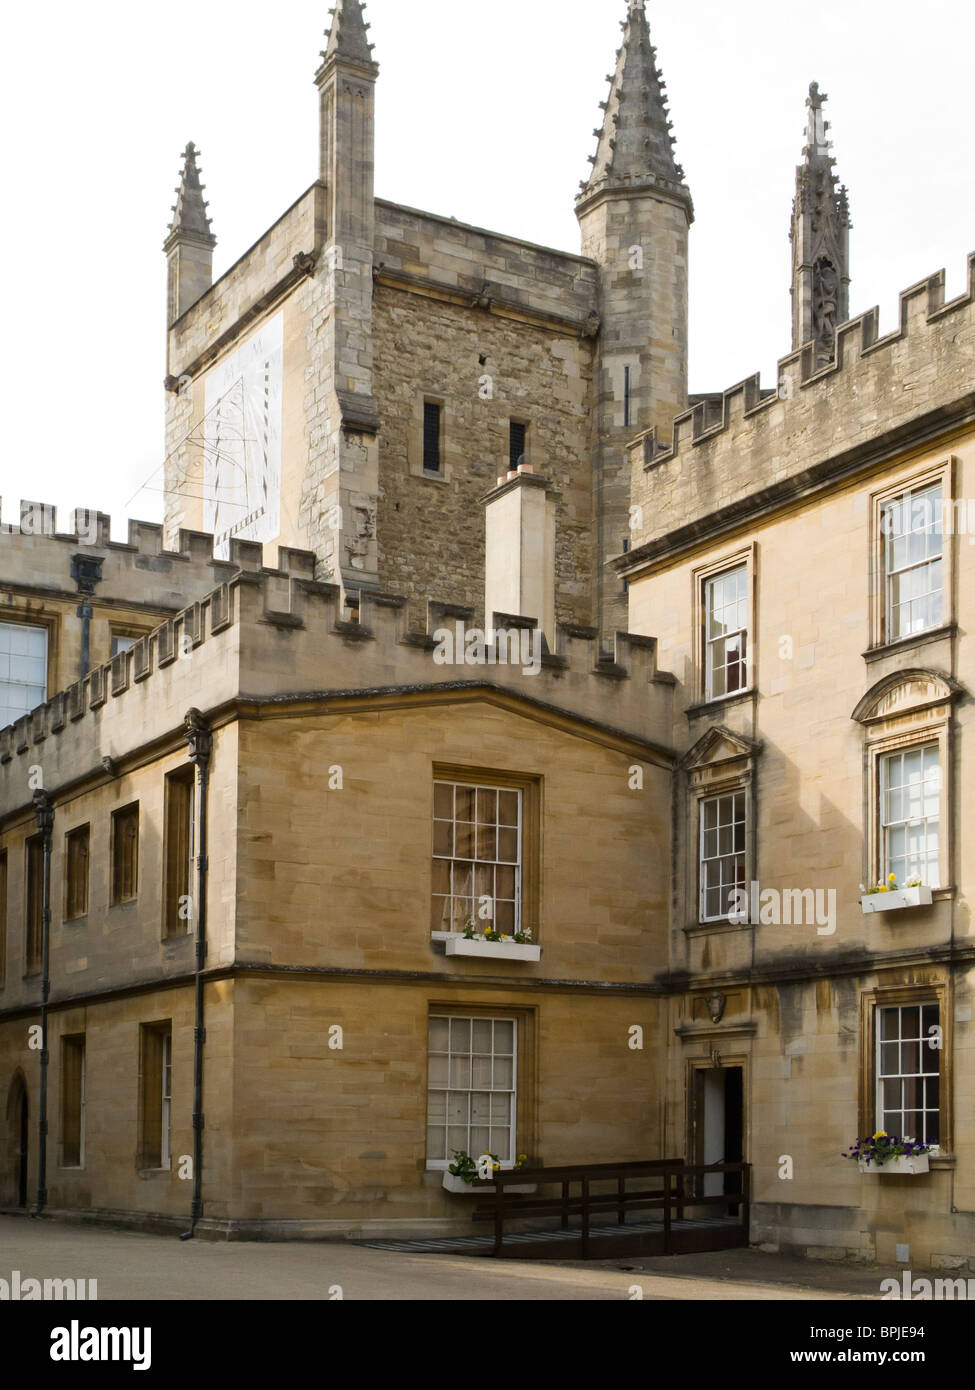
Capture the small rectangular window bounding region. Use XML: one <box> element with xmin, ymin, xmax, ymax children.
<box><xmin>139</xmin><ymin>1023</ymin><xmax>172</xmax><ymax>1169</ymax></box>
<box><xmin>111</xmin><ymin>804</ymin><xmax>139</xmax><ymax>905</ymax></box>
<box><xmin>111</xmin><ymin>635</ymin><xmax>138</xmax><ymax>657</ymax></box>
<box><xmin>704</xmin><ymin>565</ymin><xmax>748</xmax><ymax>701</ymax></box>
<box><xmin>876</xmin><ymin>1003</ymin><xmax>940</xmax><ymax>1146</ymax></box>
<box><xmin>26</xmin><ymin>835</ymin><xmax>44</xmax><ymax>972</ymax></box>
<box><xmin>61</xmin><ymin>1035</ymin><xmax>86</xmax><ymax>1168</ymax></box>
<box><xmin>509</xmin><ymin>421</ymin><xmax>527</xmax><ymax>471</ymax></box>
<box><xmin>164</xmin><ymin>769</ymin><xmax>195</xmax><ymax>938</ymax></box>
<box><xmin>881</xmin><ymin>484</ymin><xmax>943</xmax><ymax>641</ymax></box>
<box><xmin>699</xmin><ymin>791</ymin><xmax>746</xmax><ymax>922</ymax></box>
<box><xmin>880</xmin><ymin>744</ymin><xmax>940</xmax><ymax>889</ymax></box>
<box><xmin>427</xmin><ymin>1015</ymin><xmax>518</xmax><ymax>1166</ymax></box>
<box><xmin>423</xmin><ymin>402</ymin><xmax>442</xmax><ymax>473</ymax></box>
<box><xmin>65</xmin><ymin>826</ymin><xmax>90</xmax><ymax>921</ymax></box>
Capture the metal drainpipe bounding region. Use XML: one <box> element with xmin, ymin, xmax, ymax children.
<box><xmin>180</xmin><ymin>709</ymin><xmax>212</xmax><ymax>1241</ymax></box>
<box><xmin>32</xmin><ymin>790</ymin><xmax>54</xmax><ymax>1218</ymax></box>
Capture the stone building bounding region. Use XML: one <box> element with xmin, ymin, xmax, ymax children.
<box><xmin>0</xmin><ymin>0</ymin><xmax>973</xmax><ymax>1265</ymax></box>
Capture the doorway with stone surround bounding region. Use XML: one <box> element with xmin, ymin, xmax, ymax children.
<box><xmin>690</xmin><ymin>1057</ymin><xmax>745</xmax><ymax>1211</ymax></box>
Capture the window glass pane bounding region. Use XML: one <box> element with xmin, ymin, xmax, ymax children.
<box><xmin>449</xmin><ymin>1017</ymin><xmax>470</xmax><ymax>1051</ymax></box>
<box><xmin>433</xmin><ymin>819</ymin><xmax>452</xmax><ymax>856</ymax></box>
<box><xmin>0</xmin><ymin>623</ymin><xmax>48</xmax><ymax>727</ymax></box>
<box><xmin>497</xmin><ymin>827</ymin><xmax>519</xmax><ymax>863</ymax></box>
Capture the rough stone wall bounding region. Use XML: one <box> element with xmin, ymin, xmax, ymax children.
<box><xmin>372</xmin><ymin>285</ymin><xmax>595</xmax><ymax>626</ymax></box>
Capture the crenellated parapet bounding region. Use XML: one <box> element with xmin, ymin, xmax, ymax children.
<box><xmin>623</xmin><ymin>253</ymin><xmax>975</xmax><ymax>565</ymax></box>
<box><xmin>0</xmin><ymin>568</ymin><xmax>678</xmax><ymax>813</ymax></box>
<box><xmin>0</xmin><ymin>499</ymin><xmax>301</xmax><ymax>612</ymax></box>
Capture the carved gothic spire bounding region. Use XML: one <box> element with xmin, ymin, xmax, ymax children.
<box><xmin>167</xmin><ymin>143</ymin><xmax>216</xmax><ymax>246</ymax></box>
<box><xmin>321</xmin><ymin>0</ymin><xmax>376</xmax><ymax>69</ymax></box>
<box><xmin>577</xmin><ymin>0</ymin><xmax>690</xmax><ymax>212</ymax></box>
<box><xmin>790</xmin><ymin>82</ymin><xmax>852</xmax><ymax>363</ymax></box>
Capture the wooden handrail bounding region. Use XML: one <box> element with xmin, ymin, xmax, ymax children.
<box><xmin>475</xmin><ymin>1159</ymin><xmax>751</xmax><ymax>1257</ymax></box>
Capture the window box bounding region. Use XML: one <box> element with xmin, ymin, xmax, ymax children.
<box><xmin>858</xmin><ymin>1154</ymin><xmax>930</xmax><ymax>1175</ymax></box>
<box><xmin>443</xmin><ymin>936</ymin><xmax>541</xmax><ymax>962</ymax></box>
<box><xmin>861</xmin><ymin>886</ymin><xmax>934</xmax><ymax>914</ymax></box>
<box><xmin>441</xmin><ymin>1172</ymin><xmax>538</xmax><ymax>1195</ymax></box>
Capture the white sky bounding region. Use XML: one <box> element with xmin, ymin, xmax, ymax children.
<box><xmin>1</xmin><ymin>0</ymin><xmax>972</xmax><ymax>537</ymax></box>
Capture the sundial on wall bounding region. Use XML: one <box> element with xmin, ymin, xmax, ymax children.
<box><xmin>203</xmin><ymin>312</ymin><xmax>283</xmax><ymax>560</ymax></box>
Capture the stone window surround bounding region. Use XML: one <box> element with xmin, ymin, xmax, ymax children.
<box><xmin>431</xmin><ymin>763</ymin><xmax>541</xmax><ymax>943</ymax></box>
<box><xmin>0</xmin><ymin>609</ymin><xmax>58</xmax><ymax>715</ymax></box>
<box><xmin>110</xmin><ymin>802</ymin><xmax>140</xmax><ymax>907</ymax></box>
<box><xmin>857</xmin><ymin>980</ymin><xmax>954</xmax><ymax>1160</ymax></box>
<box><xmin>424</xmin><ymin>1002</ymin><xmax>537</xmax><ymax>1173</ymax></box>
<box><xmin>681</xmin><ymin>729</ymin><xmax>761</xmax><ymax>933</ymax></box>
<box><xmin>854</xmin><ymin>677</ymin><xmax>957</xmax><ymax>898</ymax></box>
<box><xmin>408</xmin><ymin>391</ymin><xmax>450</xmax><ymax>483</ymax></box>
<box><xmin>63</xmin><ymin>821</ymin><xmax>91</xmax><ymax>923</ymax></box>
<box><xmin>691</xmin><ymin>543</ymin><xmax>756</xmax><ymax>709</ymax></box>
<box><xmin>867</xmin><ymin>455</ymin><xmax>956</xmax><ymax>653</ymax></box>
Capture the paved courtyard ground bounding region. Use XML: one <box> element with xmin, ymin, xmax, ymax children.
<box><xmin>0</xmin><ymin>1214</ymin><xmax>895</xmax><ymax>1300</ymax></box>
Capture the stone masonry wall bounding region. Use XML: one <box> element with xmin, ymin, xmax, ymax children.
<box><xmin>372</xmin><ymin>285</ymin><xmax>595</xmax><ymax>626</ymax></box>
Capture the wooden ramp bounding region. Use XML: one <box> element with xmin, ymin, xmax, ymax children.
<box><xmin>361</xmin><ymin>1159</ymin><xmax>750</xmax><ymax>1260</ymax></box>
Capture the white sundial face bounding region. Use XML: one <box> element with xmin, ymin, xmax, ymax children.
<box><xmin>203</xmin><ymin>312</ymin><xmax>283</xmax><ymax>560</ymax></box>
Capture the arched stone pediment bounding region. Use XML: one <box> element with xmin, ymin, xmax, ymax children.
<box><xmin>852</xmin><ymin>668</ymin><xmax>964</xmax><ymax>726</ymax></box>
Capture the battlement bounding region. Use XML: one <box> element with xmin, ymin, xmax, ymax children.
<box><xmin>625</xmin><ymin>252</ymin><xmax>975</xmax><ymax>562</ymax></box>
<box><xmin>0</xmin><ymin>500</ymin><xmax>318</xmax><ymax>613</ymax></box>
<box><xmin>0</xmin><ymin>571</ymin><xmax>677</xmax><ymax>812</ymax></box>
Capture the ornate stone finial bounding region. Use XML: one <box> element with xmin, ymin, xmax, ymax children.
<box><xmin>578</xmin><ymin>0</ymin><xmax>689</xmax><ymax>206</ymax></box>
<box><xmin>167</xmin><ymin>142</ymin><xmax>216</xmax><ymax>246</ymax></box>
<box><xmin>791</xmin><ymin>82</ymin><xmax>852</xmax><ymax>362</ymax></box>
<box><xmin>321</xmin><ymin>0</ymin><xmax>376</xmax><ymax>68</ymax></box>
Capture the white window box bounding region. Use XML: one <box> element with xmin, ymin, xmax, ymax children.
<box><xmin>858</xmin><ymin>1154</ymin><xmax>930</xmax><ymax>1175</ymax></box>
<box><xmin>441</xmin><ymin>936</ymin><xmax>541</xmax><ymax>962</ymax></box>
<box><xmin>860</xmin><ymin>886</ymin><xmax>933</xmax><ymax>914</ymax></box>
<box><xmin>441</xmin><ymin>1172</ymin><xmax>538</xmax><ymax>1195</ymax></box>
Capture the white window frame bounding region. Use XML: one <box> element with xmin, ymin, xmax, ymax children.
<box><xmin>875</xmin><ymin>1002</ymin><xmax>941</xmax><ymax>1150</ymax></box>
<box><xmin>702</xmin><ymin>563</ymin><xmax>749</xmax><ymax>703</ymax></box>
<box><xmin>432</xmin><ymin>781</ymin><xmax>523</xmax><ymax>935</ymax></box>
<box><xmin>881</xmin><ymin>483</ymin><xmax>944</xmax><ymax>642</ymax></box>
<box><xmin>698</xmin><ymin>789</ymin><xmax>747</xmax><ymax>923</ymax></box>
<box><xmin>0</xmin><ymin>620</ymin><xmax>48</xmax><ymax>727</ymax></box>
<box><xmin>879</xmin><ymin>742</ymin><xmax>941</xmax><ymax>889</ymax></box>
<box><xmin>426</xmin><ymin>1015</ymin><xmax>518</xmax><ymax>1171</ymax></box>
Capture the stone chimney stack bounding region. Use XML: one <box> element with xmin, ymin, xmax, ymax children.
<box><xmin>484</xmin><ymin>473</ymin><xmax>558</xmax><ymax>647</ymax></box>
